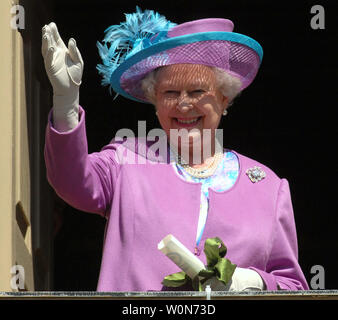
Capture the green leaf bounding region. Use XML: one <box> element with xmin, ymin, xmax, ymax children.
<box><xmin>162</xmin><ymin>271</ymin><xmax>188</xmax><ymax>287</ymax></box>
<box><xmin>204</xmin><ymin>237</ymin><xmax>227</xmax><ymax>266</ymax></box>
<box><xmin>215</xmin><ymin>258</ymin><xmax>237</xmax><ymax>286</ymax></box>
<box><xmin>191</xmin><ymin>275</ymin><xmax>202</xmax><ymax>291</ymax></box>
<box><xmin>198</xmin><ymin>268</ymin><xmax>215</xmax><ymax>279</ymax></box>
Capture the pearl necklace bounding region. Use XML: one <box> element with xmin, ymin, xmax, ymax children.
<box><xmin>171</xmin><ymin>149</ymin><xmax>224</xmax><ymax>179</ymax></box>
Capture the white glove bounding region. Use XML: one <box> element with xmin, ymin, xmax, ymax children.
<box><xmin>228</xmin><ymin>267</ymin><xmax>265</xmax><ymax>292</ymax></box>
<box><xmin>201</xmin><ymin>268</ymin><xmax>265</xmax><ymax>292</ymax></box>
<box><xmin>41</xmin><ymin>22</ymin><xmax>84</xmax><ymax>132</ymax></box>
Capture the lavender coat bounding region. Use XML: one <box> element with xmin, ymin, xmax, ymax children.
<box><xmin>45</xmin><ymin>107</ymin><xmax>309</xmax><ymax>291</ymax></box>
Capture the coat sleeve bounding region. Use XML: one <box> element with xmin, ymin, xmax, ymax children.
<box><xmin>249</xmin><ymin>178</ymin><xmax>309</xmax><ymax>290</ymax></box>
<box><xmin>44</xmin><ymin>106</ymin><xmax>119</xmax><ymax>218</ymax></box>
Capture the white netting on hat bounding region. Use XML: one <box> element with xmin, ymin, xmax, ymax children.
<box><xmin>119</xmin><ymin>40</ymin><xmax>260</xmax><ymax>102</ymax></box>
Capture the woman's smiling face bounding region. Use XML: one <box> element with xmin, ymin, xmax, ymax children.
<box><xmin>154</xmin><ymin>64</ymin><xmax>228</xmax><ymax>148</ymax></box>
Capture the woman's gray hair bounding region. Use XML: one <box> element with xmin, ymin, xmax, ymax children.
<box><xmin>141</xmin><ymin>66</ymin><xmax>242</xmax><ymax>106</ymax></box>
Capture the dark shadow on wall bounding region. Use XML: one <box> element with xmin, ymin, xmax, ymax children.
<box><xmin>20</xmin><ymin>0</ymin><xmax>55</xmax><ymax>290</ymax></box>
<box><xmin>53</xmin><ymin>198</ymin><xmax>105</xmax><ymax>291</ymax></box>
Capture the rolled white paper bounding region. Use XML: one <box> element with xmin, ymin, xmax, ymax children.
<box><xmin>158</xmin><ymin>234</ymin><xmax>205</xmax><ymax>279</ymax></box>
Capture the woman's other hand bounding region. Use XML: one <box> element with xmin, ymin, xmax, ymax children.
<box><xmin>228</xmin><ymin>267</ymin><xmax>265</xmax><ymax>291</ymax></box>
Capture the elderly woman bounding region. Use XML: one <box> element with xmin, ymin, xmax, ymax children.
<box><xmin>41</xmin><ymin>7</ymin><xmax>309</xmax><ymax>291</ymax></box>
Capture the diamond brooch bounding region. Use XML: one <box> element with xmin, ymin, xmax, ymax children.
<box><xmin>246</xmin><ymin>166</ymin><xmax>266</xmax><ymax>183</ymax></box>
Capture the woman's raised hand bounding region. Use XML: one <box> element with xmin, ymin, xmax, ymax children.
<box><xmin>41</xmin><ymin>22</ymin><xmax>84</xmax><ymax>131</ymax></box>
<box><xmin>41</xmin><ymin>22</ymin><xmax>83</xmax><ymax>96</ymax></box>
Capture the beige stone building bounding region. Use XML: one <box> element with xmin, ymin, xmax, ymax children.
<box><xmin>0</xmin><ymin>0</ymin><xmax>54</xmax><ymax>291</ymax></box>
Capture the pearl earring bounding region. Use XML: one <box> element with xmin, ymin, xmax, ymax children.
<box><xmin>156</xmin><ymin>111</ymin><xmax>158</xmax><ymax>116</ymax></box>
<box><xmin>223</xmin><ymin>109</ymin><xmax>228</xmax><ymax>116</ymax></box>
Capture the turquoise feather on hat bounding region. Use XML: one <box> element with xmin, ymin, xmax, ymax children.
<box><xmin>97</xmin><ymin>6</ymin><xmax>176</xmax><ymax>88</ymax></box>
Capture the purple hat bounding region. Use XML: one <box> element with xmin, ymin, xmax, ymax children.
<box><xmin>97</xmin><ymin>6</ymin><xmax>263</xmax><ymax>103</ymax></box>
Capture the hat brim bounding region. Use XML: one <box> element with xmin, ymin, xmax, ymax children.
<box><xmin>110</xmin><ymin>31</ymin><xmax>263</xmax><ymax>104</ymax></box>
